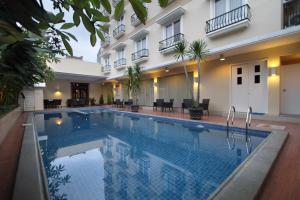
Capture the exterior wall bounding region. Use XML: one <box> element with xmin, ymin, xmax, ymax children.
<box><xmin>102</xmin><ymin>0</ymin><xmax>284</xmax><ymax>79</ymax></box>
<box><xmin>49</xmin><ymin>57</ymin><xmax>102</xmax><ymax>77</ymax></box>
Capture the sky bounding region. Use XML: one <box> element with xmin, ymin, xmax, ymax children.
<box><xmin>44</xmin><ymin>0</ymin><xmax>100</xmax><ymax>63</ymax></box>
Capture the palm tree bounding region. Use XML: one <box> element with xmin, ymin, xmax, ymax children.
<box><xmin>188</xmin><ymin>40</ymin><xmax>209</xmax><ymax>105</ymax></box>
<box><xmin>125</xmin><ymin>64</ymin><xmax>142</xmax><ymax>106</ymax></box>
<box><xmin>174</xmin><ymin>40</ymin><xmax>194</xmax><ymax>100</ymax></box>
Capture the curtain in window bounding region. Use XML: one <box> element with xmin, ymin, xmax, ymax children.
<box><xmin>230</xmin><ymin>0</ymin><xmax>243</xmax><ymax>10</ymax></box>
<box><xmin>215</xmin><ymin>0</ymin><xmax>226</xmax><ymax>16</ymax></box>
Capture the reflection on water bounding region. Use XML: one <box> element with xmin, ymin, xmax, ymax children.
<box><xmin>36</xmin><ymin>111</ymin><xmax>268</xmax><ymax>200</ymax></box>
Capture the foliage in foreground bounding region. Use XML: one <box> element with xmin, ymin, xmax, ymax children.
<box><xmin>125</xmin><ymin>64</ymin><xmax>142</xmax><ymax>105</ymax></box>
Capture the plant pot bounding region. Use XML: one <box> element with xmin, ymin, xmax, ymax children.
<box><xmin>189</xmin><ymin>107</ymin><xmax>203</xmax><ymax>120</ymax></box>
<box><xmin>131</xmin><ymin>105</ymin><xmax>139</xmax><ymax>112</ymax></box>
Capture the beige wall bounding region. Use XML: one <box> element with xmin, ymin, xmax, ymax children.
<box><xmin>102</xmin><ymin>0</ymin><xmax>284</xmax><ymax>79</ymax></box>
<box><xmin>49</xmin><ymin>57</ymin><xmax>102</xmax><ymax>76</ymax></box>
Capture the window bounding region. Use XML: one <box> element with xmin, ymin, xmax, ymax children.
<box><xmin>117</xmin><ymin>48</ymin><xmax>125</xmax><ymax>60</ymax></box>
<box><xmin>255</xmin><ymin>75</ymin><xmax>260</xmax><ymax>84</ymax></box>
<box><xmin>214</xmin><ymin>0</ymin><xmax>244</xmax><ymax>17</ymax></box>
<box><xmin>237</xmin><ymin>67</ymin><xmax>242</xmax><ymax>75</ymax></box>
<box><xmin>164</xmin><ymin>19</ymin><xmax>181</xmax><ymax>39</ymax></box>
<box><xmin>255</xmin><ymin>65</ymin><xmax>260</xmax><ymax>73</ymax></box>
<box><xmin>136</xmin><ymin>37</ymin><xmax>147</xmax><ymax>51</ymax></box>
<box><xmin>215</xmin><ymin>0</ymin><xmax>226</xmax><ymax>16</ymax></box>
<box><xmin>237</xmin><ymin>77</ymin><xmax>242</xmax><ymax>85</ymax></box>
<box><xmin>104</xmin><ymin>56</ymin><xmax>110</xmax><ymax>66</ymax></box>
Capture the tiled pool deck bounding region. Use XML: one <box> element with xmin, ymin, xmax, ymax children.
<box><xmin>0</xmin><ymin>107</ymin><xmax>299</xmax><ymax>199</ymax></box>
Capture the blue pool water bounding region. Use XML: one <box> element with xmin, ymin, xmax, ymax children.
<box><xmin>34</xmin><ymin>109</ymin><xmax>269</xmax><ymax>200</ymax></box>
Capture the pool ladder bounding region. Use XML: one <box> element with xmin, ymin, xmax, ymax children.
<box><xmin>226</xmin><ymin>106</ymin><xmax>236</xmax><ymax>150</ymax></box>
<box><xmin>245</xmin><ymin>107</ymin><xmax>253</xmax><ymax>153</ymax></box>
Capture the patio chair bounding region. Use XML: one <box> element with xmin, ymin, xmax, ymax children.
<box><xmin>182</xmin><ymin>99</ymin><xmax>193</xmax><ymax>113</ymax></box>
<box><xmin>199</xmin><ymin>98</ymin><xmax>210</xmax><ymax>116</ymax></box>
<box><xmin>164</xmin><ymin>99</ymin><xmax>174</xmax><ymax>112</ymax></box>
<box><xmin>153</xmin><ymin>99</ymin><xmax>164</xmax><ymax>111</ymax></box>
<box><xmin>125</xmin><ymin>99</ymin><xmax>133</xmax><ymax>107</ymax></box>
<box><xmin>115</xmin><ymin>99</ymin><xmax>123</xmax><ymax>108</ymax></box>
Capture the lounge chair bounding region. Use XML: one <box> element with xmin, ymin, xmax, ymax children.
<box><xmin>164</xmin><ymin>99</ymin><xmax>174</xmax><ymax>112</ymax></box>
<box><xmin>115</xmin><ymin>99</ymin><xmax>123</xmax><ymax>108</ymax></box>
<box><xmin>153</xmin><ymin>99</ymin><xmax>164</xmax><ymax>111</ymax></box>
<box><xmin>199</xmin><ymin>98</ymin><xmax>210</xmax><ymax>116</ymax></box>
<box><xmin>181</xmin><ymin>99</ymin><xmax>193</xmax><ymax>113</ymax></box>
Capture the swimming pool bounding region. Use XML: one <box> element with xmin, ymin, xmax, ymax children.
<box><xmin>34</xmin><ymin>109</ymin><xmax>269</xmax><ymax>200</ymax></box>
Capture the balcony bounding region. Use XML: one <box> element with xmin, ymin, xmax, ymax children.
<box><xmin>131</xmin><ymin>9</ymin><xmax>147</xmax><ymax>26</ymax></box>
<box><xmin>159</xmin><ymin>33</ymin><xmax>184</xmax><ymax>54</ymax></box>
<box><xmin>102</xmin><ymin>65</ymin><xmax>111</xmax><ymax>74</ymax></box>
<box><xmin>205</xmin><ymin>4</ymin><xmax>251</xmax><ymax>38</ymax></box>
<box><xmin>283</xmin><ymin>0</ymin><xmax>300</xmax><ymax>29</ymax></box>
<box><xmin>114</xmin><ymin>58</ymin><xmax>126</xmax><ymax>70</ymax></box>
<box><xmin>132</xmin><ymin>49</ymin><xmax>149</xmax><ymax>63</ymax></box>
<box><xmin>113</xmin><ymin>24</ymin><xmax>125</xmax><ymax>39</ymax></box>
<box><xmin>112</xmin><ymin>0</ymin><xmax>121</xmax><ymax>7</ymax></box>
<box><xmin>101</xmin><ymin>36</ymin><xmax>110</xmax><ymax>48</ymax></box>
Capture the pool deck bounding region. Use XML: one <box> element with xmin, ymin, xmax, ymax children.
<box><xmin>0</xmin><ymin>106</ymin><xmax>299</xmax><ymax>199</ymax></box>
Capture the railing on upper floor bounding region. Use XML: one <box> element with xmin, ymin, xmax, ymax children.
<box><xmin>132</xmin><ymin>49</ymin><xmax>149</xmax><ymax>61</ymax></box>
<box><xmin>283</xmin><ymin>0</ymin><xmax>300</xmax><ymax>29</ymax></box>
<box><xmin>158</xmin><ymin>33</ymin><xmax>184</xmax><ymax>51</ymax></box>
<box><xmin>113</xmin><ymin>24</ymin><xmax>126</xmax><ymax>38</ymax></box>
<box><xmin>114</xmin><ymin>58</ymin><xmax>126</xmax><ymax>68</ymax></box>
<box><xmin>101</xmin><ymin>35</ymin><xmax>110</xmax><ymax>47</ymax></box>
<box><xmin>205</xmin><ymin>4</ymin><xmax>251</xmax><ymax>34</ymax></box>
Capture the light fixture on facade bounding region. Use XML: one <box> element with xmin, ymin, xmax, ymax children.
<box><xmin>165</xmin><ymin>67</ymin><xmax>169</xmax><ymax>72</ymax></box>
<box><xmin>269</xmin><ymin>67</ymin><xmax>279</xmax><ymax>77</ymax></box>
<box><xmin>219</xmin><ymin>54</ymin><xmax>225</xmax><ymax>61</ymax></box>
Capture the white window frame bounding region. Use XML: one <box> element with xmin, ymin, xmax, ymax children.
<box><xmin>162</xmin><ymin>16</ymin><xmax>183</xmax><ymax>40</ymax></box>
<box><xmin>135</xmin><ymin>36</ymin><xmax>148</xmax><ymax>52</ymax></box>
<box><xmin>210</xmin><ymin>0</ymin><xmax>248</xmax><ymax>18</ymax></box>
<box><xmin>116</xmin><ymin>48</ymin><xmax>125</xmax><ymax>60</ymax></box>
<box><xmin>116</xmin><ymin>14</ymin><xmax>125</xmax><ymax>27</ymax></box>
<box><xmin>103</xmin><ymin>55</ymin><xmax>110</xmax><ymax>69</ymax></box>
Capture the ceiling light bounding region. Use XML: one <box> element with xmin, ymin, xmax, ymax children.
<box><xmin>220</xmin><ymin>54</ymin><xmax>225</xmax><ymax>61</ymax></box>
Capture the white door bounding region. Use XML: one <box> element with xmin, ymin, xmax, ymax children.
<box><xmin>231</xmin><ymin>61</ymin><xmax>268</xmax><ymax>113</ymax></box>
<box><xmin>231</xmin><ymin>64</ymin><xmax>249</xmax><ymax>112</ymax></box>
<box><xmin>281</xmin><ymin>63</ymin><xmax>300</xmax><ymax>115</ymax></box>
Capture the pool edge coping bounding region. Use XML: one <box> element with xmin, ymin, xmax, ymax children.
<box><xmin>14</xmin><ymin>108</ymin><xmax>288</xmax><ymax>200</ymax></box>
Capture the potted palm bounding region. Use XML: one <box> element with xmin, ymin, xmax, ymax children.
<box><xmin>188</xmin><ymin>39</ymin><xmax>209</xmax><ymax>120</ymax></box>
<box><xmin>125</xmin><ymin>64</ymin><xmax>142</xmax><ymax>112</ymax></box>
<box><xmin>174</xmin><ymin>40</ymin><xmax>194</xmax><ymax>99</ymax></box>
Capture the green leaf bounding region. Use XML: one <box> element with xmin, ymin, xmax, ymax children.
<box><xmin>62</xmin><ymin>31</ymin><xmax>78</xmax><ymax>42</ymax></box>
<box><xmin>129</xmin><ymin>0</ymin><xmax>147</xmax><ymax>24</ymax></box>
<box><xmin>159</xmin><ymin>0</ymin><xmax>169</xmax><ymax>7</ymax></box>
<box><xmin>52</xmin><ymin>12</ymin><xmax>65</xmax><ymax>23</ymax></box>
<box><xmin>114</xmin><ymin>0</ymin><xmax>124</xmax><ymax>19</ymax></box>
<box><xmin>96</xmin><ymin>29</ymin><xmax>105</xmax><ymax>41</ymax></box>
<box><xmin>100</xmin><ymin>0</ymin><xmax>112</xmax><ymax>14</ymax></box>
<box><xmin>81</xmin><ymin>14</ymin><xmax>95</xmax><ymax>33</ymax></box>
<box><xmin>60</xmin><ymin>23</ymin><xmax>75</xmax><ymax>29</ymax></box>
<box><xmin>62</xmin><ymin>37</ymin><xmax>73</xmax><ymax>56</ymax></box>
<box><xmin>90</xmin><ymin>9</ymin><xmax>109</xmax><ymax>22</ymax></box>
<box><xmin>91</xmin><ymin>0</ymin><xmax>101</xmax><ymax>8</ymax></box>
<box><xmin>90</xmin><ymin>33</ymin><xmax>97</xmax><ymax>46</ymax></box>
<box><xmin>73</xmin><ymin>11</ymin><xmax>81</xmax><ymax>26</ymax></box>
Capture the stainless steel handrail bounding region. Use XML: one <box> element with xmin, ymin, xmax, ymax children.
<box><xmin>245</xmin><ymin>106</ymin><xmax>252</xmax><ymax>141</ymax></box>
<box><xmin>227</xmin><ymin>106</ymin><xmax>236</xmax><ymax>127</ymax></box>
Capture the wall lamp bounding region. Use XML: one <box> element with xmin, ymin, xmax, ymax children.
<box><xmin>165</xmin><ymin>67</ymin><xmax>169</xmax><ymax>72</ymax></box>
<box><xmin>219</xmin><ymin>54</ymin><xmax>225</xmax><ymax>61</ymax></box>
<box><xmin>269</xmin><ymin>67</ymin><xmax>279</xmax><ymax>77</ymax></box>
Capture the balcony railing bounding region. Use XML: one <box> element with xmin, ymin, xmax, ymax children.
<box><xmin>114</xmin><ymin>58</ymin><xmax>126</xmax><ymax>68</ymax></box>
<box><xmin>101</xmin><ymin>36</ymin><xmax>110</xmax><ymax>47</ymax></box>
<box><xmin>205</xmin><ymin>4</ymin><xmax>251</xmax><ymax>34</ymax></box>
<box><xmin>283</xmin><ymin>0</ymin><xmax>300</xmax><ymax>29</ymax></box>
<box><xmin>102</xmin><ymin>65</ymin><xmax>111</xmax><ymax>73</ymax></box>
<box><xmin>159</xmin><ymin>33</ymin><xmax>184</xmax><ymax>51</ymax></box>
<box><xmin>132</xmin><ymin>49</ymin><xmax>149</xmax><ymax>61</ymax></box>
<box><xmin>113</xmin><ymin>24</ymin><xmax>125</xmax><ymax>38</ymax></box>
